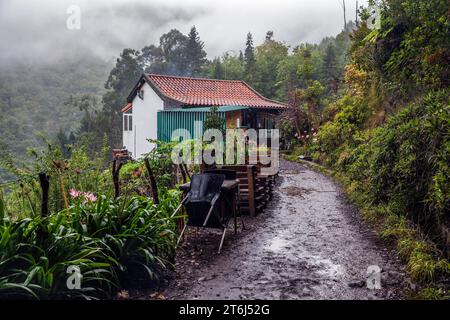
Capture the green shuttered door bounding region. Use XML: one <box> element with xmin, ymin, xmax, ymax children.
<box><xmin>157</xmin><ymin>109</ymin><xmax>225</xmax><ymax>142</ymax></box>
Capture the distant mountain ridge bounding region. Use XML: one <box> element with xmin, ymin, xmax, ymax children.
<box><xmin>0</xmin><ymin>55</ymin><xmax>112</xmax><ymax>160</ymax></box>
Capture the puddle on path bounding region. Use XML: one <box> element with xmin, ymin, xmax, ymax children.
<box><xmin>314</xmin><ymin>257</ymin><xmax>345</xmax><ymax>278</ymax></box>
<box><xmin>265</xmin><ymin>236</ymin><xmax>290</xmax><ymax>252</ymax></box>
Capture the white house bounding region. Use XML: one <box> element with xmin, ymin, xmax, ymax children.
<box><xmin>121</xmin><ymin>74</ymin><xmax>289</xmax><ymax>159</ymax></box>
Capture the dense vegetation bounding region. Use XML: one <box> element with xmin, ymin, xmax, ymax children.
<box><xmin>0</xmin><ymin>0</ymin><xmax>448</xmax><ymax>298</ymax></box>
<box><xmin>0</xmin><ymin>192</ymin><xmax>179</xmax><ymax>299</ymax></box>
<box><xmin>0</xmin><ymin>140</ymin><xmax>183</xmax><ymax>299</ymax></box>
<box><xmin>285</xmin><ymin>0</ymin><xmax>449</xmax><ymax>296</ymax></box>
<box><xmin>0</xmin><ymin>56</ymin><xmax>110</xmax><ymax>166</ymax></box>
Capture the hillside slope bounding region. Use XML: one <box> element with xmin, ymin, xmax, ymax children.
<box><xmin>0</xmin><ymin>56</ymin><xmax>111</xmax><ymax>159</ymax></box>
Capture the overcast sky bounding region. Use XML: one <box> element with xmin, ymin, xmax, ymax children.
<box><xmin>0</xmin><ymin>0</ymin><xmax>367</xmax><ymax>64</ymax></box>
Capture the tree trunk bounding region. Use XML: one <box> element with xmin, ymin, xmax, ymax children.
<box><xmin>38</xmin><ymin>172</ymin><xmax>50</xmax><ymax>217</ymax></box>
<box><xmin>144</xmin><ymin>158</ymin><xmax>159</xmax><ymax>205</ymax></box>
<box><xmin>112</xmin><ymin>159</ymin><xmax>123</xmax><ymax>198</ymax></box>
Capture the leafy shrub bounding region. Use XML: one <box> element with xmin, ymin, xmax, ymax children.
<box><xmin>143</xmin><ymin>140</ymin><xmax>181</xmax><ymax>191</ymax></box>
<box><xmin>316</xmin><ymin>95</ymin><xmax>370</xmax><ymax>165</ymax></box>
<box><xmin>355</xmin><ymin>91</ymin><xmax>449</xmax><ymax>240</ymax></box>
<box><xmin>325</xmin><ymin>91</ymin><xmax>449</xmax><ymax>287</ymax></box>
<box><xmin>0</xmin><ymin>189</ymin><xmax>180</xmax><ymax>299</ymax></box>
<box><xmin>302</xmin><ymin>88</ymin><xmax>449</xmax><ymax>288</ymax></box>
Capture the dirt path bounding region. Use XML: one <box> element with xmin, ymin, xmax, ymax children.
<box><xmin>138</xmin><ymin>160</ymin><xmax>409</xmax><ymax>300</ymax></box>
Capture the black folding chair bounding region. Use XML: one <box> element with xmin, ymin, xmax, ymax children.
<box><xmin>203</xmin><ymin>169</ymin><xmax>245</xmax><ymax>232</ymax></box>
<box><xmin>175</xmin><ymin>173</ymin><xmax>230</xmax><ymax>253</ymax></box>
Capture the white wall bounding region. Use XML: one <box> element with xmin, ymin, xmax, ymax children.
<box><xmin>122</xmin><ymin>82</ymin><xmax>164</xmax><ymax>159</ymax></box>
<box><xmin>122</xmin><ymin>114</ymin><xmax>134</xmax><ymax>155</ymax></box>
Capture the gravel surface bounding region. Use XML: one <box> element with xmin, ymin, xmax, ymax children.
<box><xmin>130</xmin><ymin>160</ymin><xmax>409</xmax><ymax>300</ymax></box>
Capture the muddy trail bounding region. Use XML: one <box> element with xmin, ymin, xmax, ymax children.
<box><xmin>132</xmin><ymin>160</ymin><xmax>409</xmax><ymax>300</ymax></box>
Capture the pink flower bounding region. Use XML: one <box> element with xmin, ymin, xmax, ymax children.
<box><xmin>69</xmin><ymin>188</ymin><xmax>82</xmax><ymax>199</ymax></box>
<box><xmin>69</xmin><ymin>189</ymin><xmax>97</xmax><ymax>203</ymax></box>
<box><xmin>83</xmin><ymin>192</ymin><xmax>97</xmax><ymax>203</ymax></box>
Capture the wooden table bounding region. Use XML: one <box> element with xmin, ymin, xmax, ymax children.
<box><xmin>178</xmin><ymin>179</ymin><xmax>239</xmax><ymax>233</ymax></box>
<box><xmin>179</xmin><ymin>179</ymin><xmax>239</xmax><ymax>192</ymax></box>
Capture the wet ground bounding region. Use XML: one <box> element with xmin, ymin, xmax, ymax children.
<box><xmin>130</xmin><ymin>160</ymin><xmax>409</xmax><ymax>300</ymax></box>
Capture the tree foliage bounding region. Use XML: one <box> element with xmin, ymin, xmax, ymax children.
<box><xmin>293</xmin><ymin>0</ymin><xmax>450</xmax><ymax>261</ymax></box>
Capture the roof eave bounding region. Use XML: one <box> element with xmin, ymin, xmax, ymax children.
<box><xmin>126</xmin><ymin>74</ymin><xmax>146</xmax><ymax>102</ymax></box>
<box><xmin>126</xmin><ymin>73</ymin><xmax>292</xmax><ymax>110</ymax></box>
<box><xmin>121</xmin><ymin>103</ymin><xmax>133</xmax><ymax>113</ymax></box>
<box><xmin>142</xmin><ymin>74</ymin><xmax>185</xmax><ymax>106</ymax></box>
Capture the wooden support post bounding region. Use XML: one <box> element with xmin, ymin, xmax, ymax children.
<box><xmin>247</xmin><ymin>165</ymin><xmax>256</xmax><ymax>217</ymax></box>
<box><xmin>144</xmin><ymin>158</ymin><xmax>159</xmax><ymax>205</ymax></box>
<box><xmin>178</xmin><ymin>192</ymin><xmax>186</xmax><ymax>234</ymax></box>
<box><xmin>38</xmin><ymin>172</ymin><xmax>50</xmax><ymax>217</ymax></box>
<box><xmin>112</xmin><ymin>159</ymin><xmax>123</xmax><ymax>199</ymax></box>
<box><xmin>182</xmin><ymin>163</ymin><xmax>191</xmax><ymax>180</ymax></box>
<box><xmin>59</xmin><ymin>174</ymin><xmax>69</xmax><ymax>209</ymax></box>
<box><xmin>179</xmin><ymin>164</ymin><xmax>187</xmax><ymax>183</ymax></box>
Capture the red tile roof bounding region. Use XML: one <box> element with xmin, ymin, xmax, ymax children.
<box><xmin>121</xmin><ymin>103</ymin><xmax>132</xmax><ymax>112</ymax></box>
<box><xmin>144</xmin><ymin>74</ymin><xmax>289</xmax><ymax>109</ymax></box>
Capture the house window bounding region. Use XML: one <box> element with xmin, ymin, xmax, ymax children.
<box><xmin>123</xmin><ymin>114</ymin><xmax>133</xmax><ymax>131</ymax></box>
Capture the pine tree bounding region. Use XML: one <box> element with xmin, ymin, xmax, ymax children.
<box><xmin>185</xmin><ymin>26</ymin><xmax>207</xmax><ymax>76</ymax></box>
<box><xmin>243</xmin><ymin>32</ymin><xmax>257</xmax><ymax>85</ymax></box>
<box><xmin>238</xmin><ymin>50</ymin><xmax>244</xmax><ymax>62</ymax></box>
<box><xmin>322</xmin><ymin>43</ymin><xmax>339</xmax><ymax>91</ymax></box>
<box><xmin>244</xmin><ymin>32</ymin><xmax>256</xmax><ymax>71</ymax></box>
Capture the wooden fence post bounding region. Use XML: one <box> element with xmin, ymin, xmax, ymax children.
<box><xmin>112</xmin><ymin>159</ymin><xmax>123</xmax><ymax>198</ymax></box>
<box><xmin>247</xmin><ymin>165</ymin><xmax>256</xmax><ymax>217</ymax></box>
<box><xmin>144</xmin><ymin>158</ymin><xmax>159</xmax><ymax>205</ymax></box>
<box><xmin>179</xmin><ymin>164</ymin><xmax>187</xmax><ymax>183</ymax></box>
<box><xmin>182</xmin><ymin>163</ymin><xmax>191</xmax><ymax>180</ymax></box>
<box><xmin>38</xmin><ymin>172</ymin><xmax>50</xmax><ymax>217</ymax></box>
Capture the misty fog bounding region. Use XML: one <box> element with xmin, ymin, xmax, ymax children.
<box><xmin>0</xmin><ymin>0</ymin><xmax>367</xmax><ymax>65</ymax></box>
